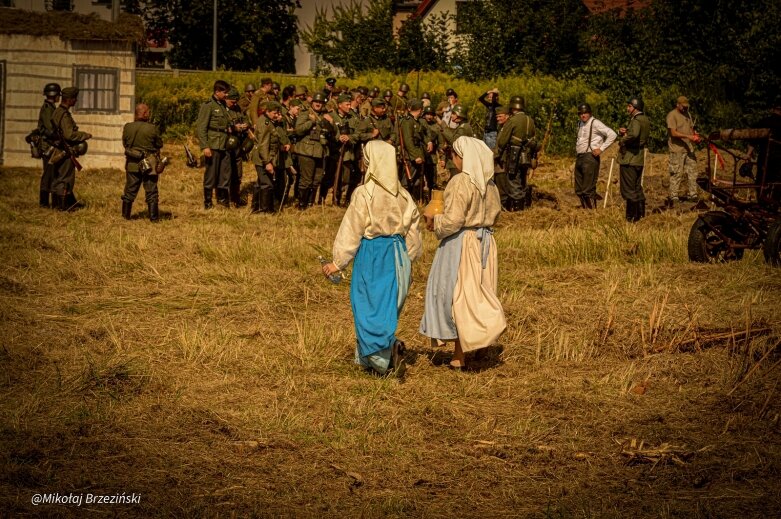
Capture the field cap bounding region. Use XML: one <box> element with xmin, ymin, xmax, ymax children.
<box><xmin>266</xmin><ymin>101</ymin><xmax>282</xmax><ymax>112</ymax></box>
<box><xmin>409</xmin><ymin>99</ymin><xmax>423</xmax><ymax>110</ymax></box>
<box><xmin>371</xmin><ymin>98</ymin><xmax>386</xmax><ymax>107</ymax></box>
<box><xmin>337</xmin><ymin>93</ymin><xmax>352</xmax><ymax>104</ymax></box>
<box><xmin>677</xmin><ymin>95</ymin><xmax>690</xmax><ymax>107</ymax></box>
<box><xmin>61</xmin><ymin>86</ymin><xmax>79</xmax><ymax>99</ymax></box>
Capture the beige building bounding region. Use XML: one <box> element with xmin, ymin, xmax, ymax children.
<box><xmin>0</xmin><ymin>6</ymin><xmax>141</xmax><ymax>169</ymax></box>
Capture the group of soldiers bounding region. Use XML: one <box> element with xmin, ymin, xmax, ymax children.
<box><xmin>194</xmin><ymin>77</ymin><xmax>540</xmax><ymax>213</ymax></box>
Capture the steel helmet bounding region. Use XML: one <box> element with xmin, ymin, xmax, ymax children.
<box><xmin>510</xmin><ymin>96</ymin><xmax>525</xmax><ymax>111</ymax></box>
<box><xmin>627</xmin><ymin>97</ymin><xmax>644</xmax><ymax>111</ymax></box>
<box><xmin>399</xmin><ymin>83</ymin><xmax>410</xmax><ymax>93</ymax></box>
<box><xmin>451</xmin><ymin>105</ymin><xmax>466</xmax><ymax>118</ymax></box>
<box><xmin>225</xmin><ymin>134</ymin><xmax>240</xmax><ymax>151</ymax></box>
<box><xmin>312</xmin><ymin>92</ymin><xmax>327</xmax><ymax>103</ymax></box>
<box><xmin>43</xmin><ymin>83</ymin><xmax>61</xmax><ymax>97</ymax></box>
<box><xmin>383</xmin><ymin>89</ymin><xmax>393</xmax><ymax>98</ymax></box>
<box><xmin>244</xmin><ymin>83</ymin><xmax>256</xmax><ymax>93</ymax></box>
<box><xmin>73</xmin><ymin>141</ymin><xmax>88</xmax><ymax>156</ymax></box>
<box><xmin>577</xmin><ymin>103</ymin><xmax>592</xmax><ymax>115</ymax></box>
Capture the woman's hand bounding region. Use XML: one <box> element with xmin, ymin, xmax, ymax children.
<box><xmin>322</xmin><ymin>262</ymin><xmax>340</xmax><ymax>277</ymax></box>
<box><xmin>424</xmin><ymin>214</ymin><xmax>435</xmax><ymax>231</ymax></box>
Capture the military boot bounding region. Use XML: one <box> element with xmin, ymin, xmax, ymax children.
<box><xmin>579</xmin><ymin>196</ymin><xmax>587</xmax><ymax>209</ymax></box>
<box><xmin>230</xmin><ymin>183</ymin><xmax>247</xmax><ymax>207</ymax></box>
<box><xmin>148</xmin><ymin>201</ymin><xmax>159</xmax><ymax>222</ymax></box>
<box><xmin>55</xmin><ymin>194</ymin><xmax>68</xmax><ymax>211</ymax></box>
<box><xmin>625</xmin><ymin>201</ymin><xmax>635</xmax><ymax>222</ymax></box>
<box><xmin>262</xmin><ymin>190</ymin><xmax>275</xmax><ymax>213</ymax></box>
<box><xmin>250</xmin><ymin>186</ymin><xmax>261</xmax><ymax>214</ymax></box>
<box><xmin>65</xmin><ymin>192</ymin><xmax>82</xmax><ymax>211</ymax></box>
<box><xmin>216</xmin><ymin>189</ymin><xmax>230</xmax><ymax>208</ymax></box>
<box><xmin>39</xmin><ymin>190</ymin><xmax>50</xmax><ymax>208</ymax></box>
<box><xmin>582</xmin><ymin>195</ymin><xmax>592</xmax><ymax>209</ymax></box>
<box><xmin>122</xmin><ymin>200</ymin><xmax>133</xmax><ymax>220</ymax></box>
<box><xmin>591</xmin><ymin>195</ymin><xmax>599</xmax><ymax>209</ymax></box>
<box><xmin>204</xmin><ymin>188</ymin><xmax>213</xmax><ymax>209</ymax></box>
<box><xmin>297</xmin><ymin>188</ymin><xmax>309</xmax><ymax>210</ymax></box>
<box><xmin>636</xmin><ymin>200</ymin><xmax>646</xmax><ymax>221</ymax></box>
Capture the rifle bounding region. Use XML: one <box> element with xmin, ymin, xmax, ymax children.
<box><xmin>53</xmin><ymin>125</ymin><xmax>83</xmax><ymax>171</ymax></box>
<box><xmin>184</xmin><ymin>144</ymin><xmax>198</xmax><ymax>168</ymax></box>
<box><xmin>333</xmin><ymin>141</ymin><xmax>347</xmax><ymax>206</ymax></box>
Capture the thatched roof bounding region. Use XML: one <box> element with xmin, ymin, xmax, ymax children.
<box><xmin>0</xmin><ymin>8</ymin><xmax>145</xmax><ymax>43</ymax></box>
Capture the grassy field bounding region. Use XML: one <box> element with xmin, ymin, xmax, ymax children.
<box><xmin>1</xmin><ymin>147</ymin><xmax>780</xmax><ymax>518</ymax></box>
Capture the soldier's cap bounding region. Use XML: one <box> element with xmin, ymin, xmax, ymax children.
<box><xmin>295</xmin><ymin>85</ymin><xmax>308</xmax><ymax>96</ymax></box>
<box><xmin>421</xmin><ymin>92</ymin><xmax>431</xmax><ymax>100</ymax></box>
<box><xmin>409</xmin><ymin>99</ymin><xmax>423</xmax><ymax>110</ymax></box>
<box><xmin>446</xmin><ymin>88</ymin><xmax>457</xmax><ymax>97</ymax></box>
<box><xmin>399</xmin><ymin>83</ymin><xmax>410</xmax><ymax>93</ymax></box>
<box><xmin>325</xmin><ymin>77</ymin><xmax>336</xmax><ymax>86</ymax></box>
<box><xmin>371</xmin><ymin>98</ymin><xmax>387</xmax><ymax>107</ymax></box>
<box><xmin>260</xmin><ymin>77</ymin><xmax>273</xmax><ymax>86</ymax></box>
<box><xmin>451</xmin><ymin>104</ymin><xmax>466</xmax><ymax>117</ymax></box>
<box><xmin>244</xmin><ymin>83</ymin><xmax>256</xmax><ymax>93</ymax></box>
<box><xmin>61</xmin><ymin>86</ymin><xmax>79</xmax><ymax>99</ymax></box>
<box><xmin>495</xmin><ymin>106</ymin><xmax>509</xmax><ymax>115</ymax></box>
<box><xmin>337</xmin><ymin>93</ymin><xmax>352</xmax><ymax>104</ymax></box>
<box><xmin>289</xmin><ymin>99</ymin><xmax>303</xmax><ymax>107</ymax></box>
<box><xmin>677</xmin><ymin>95</ymin><xmax>689</xmax><ymax>107</ymax></box>
<box><xmin>226</xmin><ymin>88</ymin><xmax>240</xmax><ymax>100</ymax></box>
<box><xmin>312</xmin><ymin>92</ymin><xmax>327</xmax><ymax>103</ymax></box>
<box><xmin>266</xmin><ymin>101</ymin><xmax>282</xmax><ymax>112</ymax></box>
<box><xmin>423</xmin><ymin>106</ymin><xmax>435</xmax><ymax>115</ymax></box>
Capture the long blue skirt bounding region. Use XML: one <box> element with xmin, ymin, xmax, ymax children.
<box><xmin>351</xmin><ymin>235</ymin><xmax>411</xmax><ymax>373</ymax></box>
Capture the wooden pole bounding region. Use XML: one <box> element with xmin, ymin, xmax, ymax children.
<box><xmin>604</xmin><ymin>158</ymin><xmax>615</xmax><ymax>208</ymax></box>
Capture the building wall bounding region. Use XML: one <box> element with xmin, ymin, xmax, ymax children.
<box><xmin>0</xmin><ymin>33</ymin><xmax>135</xmax><ymax>169</ymax></box>
<box><xmin>9</xmin><ymin>0</ymin><xmax>116</xmax><ymax>21</ymax></box>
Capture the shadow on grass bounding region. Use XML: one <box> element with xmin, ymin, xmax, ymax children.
<box><xmin>414</xmin><ymin>343</ymin><xmax>505</xmax><ymax>372</ymax></box>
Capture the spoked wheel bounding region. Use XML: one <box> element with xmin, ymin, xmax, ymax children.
<box><xmin>688</xmin><ymin>211</ymin><xmax>744</xmax><ymax>263</ymax></box>
<box><xmin>763</xmin><ymin>220</ymin><xmax>781</xmax><ymax>267</ymax></box>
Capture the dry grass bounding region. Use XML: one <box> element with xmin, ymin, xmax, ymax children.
<box><xmin>1</xmin><ymin>147</ymin><xmax>780</xmax><ymax>518</ymax></box>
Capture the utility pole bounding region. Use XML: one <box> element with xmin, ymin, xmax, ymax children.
<box><xmin>212</xmin><ymin>0</ymin><xmax>217</xmax><ymax>71</ymax></box>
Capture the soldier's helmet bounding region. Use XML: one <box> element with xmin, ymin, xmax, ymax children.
<box><xmin>43</xmin><ymin>83</ymin><xmax>61</xmax><ymax>97</ymax></box>
<box><xmin>371</xmin><ymin>86</ymin><xmax>380</xmax><ymax>96</ymax></box>
<box><xmin>244</xmin><ymin>83</ymin><xmax>256</xmax><ymax>93</ymax></box>
<box><xmin>423</xmin><ymin>106</ymin><xmax>435</xmax><ymax>115</ymax></box>
<box><xmin>399</xmin><ymin>83</ymin><xmax>410</xmax><ymax>93</ymax></box>
<box><xmin>451</xmin><ymin>105</ymin><xmax>466</xmax><ymax>118</ymax></box>
<box><xmin>446</xmin><ymin>88</ymin><xmax>457</xmax><ymax>97</ymax></box>
<box><xmin>358</xmin><ymin>86</ymin><xmax>369</xmax><ymax>96</ymax></box>
<box><xmin>421</xmin><ymin>92</ymin><xmax>431</xmax><ymax>100</ymax></box>
<box><xmin>312</xmin><ymin>92</ymin><xmax>327</xmax><ymax>103</ymax></box>
<box><xmin>226</xmin><ymin>134</ymin><xmax>240</xmax><ymax>151</ymax></box>
<box><xmin>627</xmin><ymin>97</ymin><xmax>644</xmax><ymax>111</ymax></box>
<box><xmin>226</xmin><ymin>88</ymin><xmax>240</xmax><ymax>101</ymax></box>
<box><xmin>577</xmin><ymin>103</ymin><xmax>592</xmax><ymax>115</ymax></box>
<box><xmin>383</xmin><ymin>89</ymin><xmax>393</xmax><ymax>98</ymax></box>
<box><xmin>73</xmin><ymin>141</ymin><xmax>88</xmax><ymax>156</ymax></box>
<box><xmin>272</xmin><ymin>82</ymin><xmax>280</xmax><ymax>90</ymax></box>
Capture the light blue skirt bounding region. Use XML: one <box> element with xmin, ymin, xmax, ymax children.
<box><xmin>350</xmin><ymin>235</ymin><xmax>411</xmax><ymax>373</ymax></box>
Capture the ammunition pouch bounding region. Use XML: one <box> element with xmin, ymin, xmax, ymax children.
<box><xmin>25</xmin><ymin>131</ymin><xmax>43</xmax><ymax>159</ymax></box>
<box><xmin>49</xmin><ymin>147</ymin><xmax>67</xmax><ymax>164</ymax></box>
<box><xmin>125</xmin><ymin>148</ymin><xmax>145</xmax><ymax>161</ymax></box>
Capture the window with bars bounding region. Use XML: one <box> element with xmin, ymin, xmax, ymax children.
<box><xmin>74</xmin><ymin>67</ymin><xmax>119</xmax><ymax>113</ymax></box>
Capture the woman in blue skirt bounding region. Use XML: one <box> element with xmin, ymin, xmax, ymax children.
<box><xmin>322</xmin><ymin>140</ymin><xmax>422</xmax><ymax>375</ymax></box>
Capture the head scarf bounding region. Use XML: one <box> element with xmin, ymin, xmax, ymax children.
<box><xmin>363</xmin><ymin>140</ymin><xmax>400</xmax><ymax>198</ymax></box>
<box><xmin>452</xmin><ymin>136</ymin><xmax>494</xmax><ymax>197</ymax></box>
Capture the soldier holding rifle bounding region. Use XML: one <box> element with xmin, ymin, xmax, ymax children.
<box><xmin>495</xmin><ymin>96</ymin><xmax>536</xmax><ymax>211</ymax></box>
<box><xmin>50</xmin><ymin>86</ymin><xmax>92</xmax><ymax>211</ymax></box>
<box><xmin>399</xmin><ymin>99</ymin><xmax>431</xmax><ymax>202</ymax></box>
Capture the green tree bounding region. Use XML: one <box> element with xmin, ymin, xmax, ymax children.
<box><xmin>145</xmin><ymin>0</ymin><xmax>299</xmax><ymax>72</ymax></box>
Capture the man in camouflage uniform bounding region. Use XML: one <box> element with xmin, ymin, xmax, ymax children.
<box><xmin>225</xmin><ymin>88</ymin><xmax>250</xmax><ymax>207</ymax></box>
<box><xmin>294</xmin><ymin>92</ymin><xmax>330</xmax><ymax>209</ymax></box>
<box><xmin>440</xmin><ymin>104</ymin><xmax>474</xmax><ymax>180</ymax></box>
<box><xmin>251</xmin><ymin>101</ymin><xmax>284</xmax><ymax>213</ymax></box>
<box><xmin>36</xmin><ymin>82</ymin><xmax>61</xmax><ymax>208</ymax></box>
<box><xmin>618</xmin><ymin>97</ymin><xmax>650</xmax><ymax>221</ymax></box>
<box><xmin>422</xmin><ymin>105</ymin><xmax>442</xmax><ymax>192</ymax></box>
<box><xmin>399</xmin><ymin>99</ymin><xmax>431</xmax><ymax>202</ymax></box>
<box><xmin>196</xmin><ymin>80</ymin><xmax>232</xmax><ymax>208</ymax></box>
<box><xmin>121</xmin><ymin>103</ymin><xmax>164</xmax><ymax>221</ymax></box>
<box><xmin>51</xmin><ymin>86</ymin><xmax>92</xmax><ymax>211</ymax></box>
<box><xmin>323</xmin><ymin>93</ymin><xmax>361</xmax><ymax>206</ymax></box>
<box><xmin>496</xmin><ymin>96</ymin><xmax>536</xmax><ymax>211</ymax></box>
<box><xmin>666</xmin><ymin>95</ymin><xmax>701</xmax><ymax>205</ymax></box>
<box><xmin>238</xmin><ymin>83</ymin><xmax>255</xmax><ymax>114</ymax></box>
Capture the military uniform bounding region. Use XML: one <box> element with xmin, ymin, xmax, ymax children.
<box><xmin>422</xmin><ymin>111</ymin><xmax>442</xmax><ymax>192</ymax></box>
<box><xmin>251</xmin><ymin>112</ymin><xmax>283</xmax><ymax>212</ymax></box>
<box><xmin>389</xmin><ymin>94</ymin><xmax>408</xmax><ymax>122</ymax></box>
<box><xmin>246</xmin><ymin>91</ymin><xmax>275</xmax><ymax>126</ymax></box>
<box><xmin>442</xmin><ymin>120</ymin><xmax>475</xmax><ymax>177</ymax></box>
<box><xmin>238</xmin><ymin>92</ymin><xmax>253</xmax><ymax>114</ymax></box>
<box><xmin>51</xmin><ymin>91</ymin><xmax>91</xmax><ymax>210</ymax></box>
<box><xmin>196</xmin><ymin>94</ymin><xmax>233</xmax><ymax>208</ymax></box>
<box><xmin>496</xmin><ymin>110</ymin><xmax>536</xmax><ymax>210</ymax></box>
<box><xmin>618</xmin><ymin>101</ymin><xmax>650</xmax><ymax>221</ymax></box>
<box><xmin>399</xmin><ymin>111</ymin><xmax>430</xmax><ymax>202</ymax></box>
<box><xmin>324</xmin><ymin>107</ymin><xmax>361</xmax><ymax>205</ymax></box>
<box><xmin>36</xmin><ymin>98</ymin><xmax>57</xmax><ymax>207</ymax></box>
<box><xmin>121</xmin><ymin>119</ymin><xmax>164</xmax><ymax>220</ymax></box>
<box><xmin>357</xmin><ymin>111</ymin><xmax>395</xmax><ymax>145</ymax></box>
<box><xmin>294</xmin><ymin>102</ymin><xmax>329</xmax><ymax>208</ymax></box>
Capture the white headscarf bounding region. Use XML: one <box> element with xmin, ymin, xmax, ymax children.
<box><xmin>452</xmin><ymin>136</ymin><xmax>494</xmax><ymax>198</ymax></box>
<box><xmin>363</xmin><ymin>140</ymin><xmax>400</xmax><ymax>198</ymax></box>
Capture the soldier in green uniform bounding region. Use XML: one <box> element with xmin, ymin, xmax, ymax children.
<box><xmin>283</xmin><ymin>99</ymin><xmax>303</xmax><ymax>205</ymax></box>
<box><xmin>618</xmin><ymin>97</ymin><xmax>650</xmax><ymax>221</ymax></box>
<box><xmin>358</xmin><ymin>98</ymin><xmax>396</xmax><ymax>145</ymax></box>
<box><xmin>360</xmin><ymin>87</ymin><xmax>379</xmax><ymax>119</ymax></box>
<box><xmin>121</xmin><ymin>103</ymin><xmax>164</xmax><ymax>221</ymax></box>
<box><xmin>238</xmin><ymin>83</ymin><xmax>255</xmax><ymax>114</ymax></box>
<box><xmin>399</xmin><ymin>99</ymin><xmax>431</xmax><ymax>202</ymax></box>
<box><xmin>492</xmin><ymin>106</ymin><xmax>511</xmax><ymax>208</ymax></box>
<box><xmin>422</xmin><ymin>105</ymin><xmax>442</xmax><ymax>192</ymax></box>
<box><xmin>390</xmin><ymin>83</ymin><xmax>410</xmax><ymax>122</ymax></box>
<box><xmin>51</xmin><ymin>86</ymin><xmax>92</xmax><ymax>211</ymax></box>
<box><xmin>496</xmin><ymin>96</ymin><xmax>536</xmax><ymax>211</ymax></box>
<box><xmin>36</xmin><ymin>83</ymin><xmax>60</xmax><ymax>208</ymax></box>
<box><xmin>247</xmin><ymin>78</ymin><xmax>275</xmax><ymax>126</ymax></box>
<box><xmin>294</xmin><ymin>92</ymin><xmax>330</xmax><ymax>209</ymax></box>
<box><xmin>323</xmin><ymin>93</ymin><xmax>361</xmax><ymax>206</ymax></box>
<box><xmin>440</xmin><ymin>104</ymin><xmax>474</xmax><ymax>181</ymax></box>
<box><xmin>196</xmin><ymin>80</ymin><xmax>232</xmax><ymax>208</ymax></box>
<box><xmin>225</xmin><ymin>88</ymin><xmax>249</xmax><ymax>207</ymax></box>
<box><xmin>251</xmin><ymin>101</ymin><xmax>284</xmax><ymax>213</ymax></box>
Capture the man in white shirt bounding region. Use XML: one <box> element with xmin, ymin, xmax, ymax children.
<box><xmin>574</xmin><ymin>103</ymin><xmax>617</xmax><ymax>208</ymax></box>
